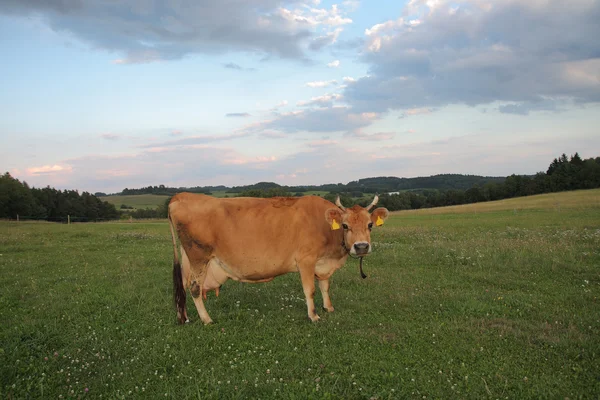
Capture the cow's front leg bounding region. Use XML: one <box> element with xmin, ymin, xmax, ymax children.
<box><xmin>299</xmin><ymin>262</ymin><xmax>320</xmax><ymax>322</ymax></box>
<box><xmin>318</xmin><ymin>279</ymin><xmax>334</xmax><ymax>313</ymax></box>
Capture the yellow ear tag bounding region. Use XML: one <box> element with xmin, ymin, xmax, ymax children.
<box><xmin>331</xmin><ymin>219</ymin><xmax>340</xmax><ymax>230</ymax></box>
<box><xmin>376</xmin><ymin>216</ymin><xmax>384</xmax><ymax>226</ymax></box>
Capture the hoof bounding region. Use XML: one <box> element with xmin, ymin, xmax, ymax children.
<box><xmin>185</xmin><ymin>319</ymin><xmax>190</xmax><ymax>324</ymax></box>
<box><xmin>308</xmin><ymin>314</ymin><xmax>321</xmax><ymax>322</ymax></box>
<box><xmin>323</xmin><ymin>306</ymin><xmax>335</xmax><ymax>313</ymax></box>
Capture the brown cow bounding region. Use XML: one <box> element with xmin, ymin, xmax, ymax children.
<box><xmin>168</xmin><ymin>193</ymin><xmax>389</xmax><ymax>324</ymax></box>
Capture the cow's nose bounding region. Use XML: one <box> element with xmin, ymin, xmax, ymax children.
<box><xmin>354</xmin><ymin>242</ymin><xmax>369</xmax><ymax>253</ymax></box>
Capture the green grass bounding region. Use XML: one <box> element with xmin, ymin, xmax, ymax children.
<box><xmin>303</xmin><ymin>191</ymin><xmax>328</xmax><ymax>196</ymax></box>
<box><xmin>1</xmin><ymin>190</ymin><xmax>599</xmax><ymax>399</ymax></box>
<box><xmin>102</xmin><ymin>194</ymin><xmax>170</xmax><ymax>210</ymax></box>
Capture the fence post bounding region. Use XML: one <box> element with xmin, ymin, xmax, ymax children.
<box><xmin>17</xmin><ymin>214</ymin><xmax>19</xmax><ymax>222</ymax></box>
<box><xmin>68</xmin><ymin>215</ymin><xmax>71</xmax><ymax>225</ymax></box>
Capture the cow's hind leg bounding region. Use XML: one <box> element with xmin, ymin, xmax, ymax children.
<box><xmin>190</xmin><ymin>273</ymin><xmax>213</xmax><ymax>325</ymax></box>
<box><xmin>178</xmin><ymin>246</ymin><xmax>192</xmax><ymax>323</ymax></box>
<box><xmin>298</xmin><ymin>260</ymin><xmax>320</xmax><ymax>322</ymax></box>
<box><xmin>182</xmin><ymin>243</ymin><xmax>214</xmax><ymax>325</ymax></box>
<box><xmin>318</xmin><ymin>279</ymin><xmax>334</xmax><ymax>313</ymax></box>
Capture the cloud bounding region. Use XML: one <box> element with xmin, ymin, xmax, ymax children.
<box><xmin>100</xmin><ymin>133</ymin><xmax>119</xmax><ymax>140</ymax></box>
<box><xmin>306</xmin><ymin>80</ymin><xmax>338</xmax><ymax>88</ymax></box>
<box><xmin>26</xmin><ymin>164</ymin><xmax>73</xmax><ymax>176</ymax></box>
<box><xmin>327</xmin><ymin>60</ymin><xmax>340</xmax><ymax>68</ymax></box>
<box><xmin>249</xmin><ymin>107</ymin><xmax>381</xmax><ymax>134</ymax></box>
<box><xmin>259</xmin><ymin>131</ymin><xmax>287</xmax><ymax>139</ymax></box>
<box><xmin>225</xmin><ymin>112</ymin><xmax>251</xmax><ymax>118</ymax></box>
<box><xmin>139</xmin><ymin>132</ymin><xmax>252</xmax><ymax>148</ymax></box>
<box><xmin>306</xmin><ymin>139</ymin><xmax>338</xmax><ymax>147</ymax></box>
<box><xmin>347</xmin><ymin>130</ymin><xmax>395</xmax><ymax>141</ymax></box>
<box><xmin>221</xmin><ymin>155</ymin><xmax>277</xmax><ymax>165</ymax></box>
<box><xmin>343</xmin><ymin>0</ymin><xmax>600</xmax><ymax>113</ymax></box>
<box><xmin>53</xmin><ymin>145</ymin><xmax>283</xmax><ymax>192</ymax></box>
<box><xmin>297</xmin><ymin>93</ymin><xmax>343</xmax><ymax>107</ymax></box>
<box><xmin>498</xmin><ymin>99</ymin><xmax>564</xmax><ymax>115</ymax></box>
<box><xmin>278</xmin><ymin>5</ymin><xmax>352</xmax><ymax>28</ymax></box>
<box><xmin>223</xmin><ymin>62</ymin><xmax>243</xmax><ymax>70</ymax></box>
<box><xmin>0</xmin><ymin>0</ymin><xmax>356</xmax><ymax>62</ymax></box>
<box><xmin>310</xmin><ymin>28</ymin><xmax>343</xmax><ymax>51</ymax></box>
<box><xmin>223</xmin><ymin>62</ymin><xmax>256</xmax><ymax>71</ymax></box>
<box><xmin>398</xmin><ymin>107</ymin><xmax>436</xmax><ymax>118</ymax></box>
<box><xmin>269</xmin><ymin>100</ymin><xmax>289</xmax><ymax>112</ymax></box>
<box><xmin>170</xmin><ymin>130</ymin><xmax>183</xmax><ymax>136</ymax></box>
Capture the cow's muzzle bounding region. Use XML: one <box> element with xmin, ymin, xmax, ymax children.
<box><xmin>352</xmin><ymin>242</ymin><xmax>370</xmax><ymax>256</ymax></box>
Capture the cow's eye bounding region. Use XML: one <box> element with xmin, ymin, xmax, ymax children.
<box><xmin>342</xmin><ymin>223</ymin><xmax>349</xmax><ymax>230</ymax></box>
<box><xmin>368</xmin><ymin>222</ymin><xmax>373</xmax><ymax>230</ymax></box>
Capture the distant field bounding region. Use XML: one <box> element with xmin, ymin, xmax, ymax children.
<box><xmin>1</xmin><ymin>189</ymin><xmax>599</xmax><ymax>398</ymax></box>
<box><xmin>211</xmin><ymin>190</ymin><xmax>238</xmax><ymax>198</ymax></box>
<box><xmin>102</xmin><ymin>194</ymin><xmax>170</xmax><ymax>210</ymax></box>
<box><xmin>303</xmin><ymin>190</ymin><xmax>328</xmax><ymax>196</ymax></box>
<box><xmin>396</xmin><ymin>188</ymin><xmax>600</xmax><ymax>216</ymax></box>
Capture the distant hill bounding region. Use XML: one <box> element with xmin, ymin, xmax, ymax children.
<box><xmin>353</xmin><ymin>174</ymin><xmax>507</xmax><ymax>192</ymax></box>
<box><xmin>116</xmin><ymin>174</ymin><xmax>506</xmax><ymax>196</ymax></box>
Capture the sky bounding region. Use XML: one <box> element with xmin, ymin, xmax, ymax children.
<box><xmin>1</xmin><ymin>0</ymin><xmax>599</xmax><ymax>193</ymax></box>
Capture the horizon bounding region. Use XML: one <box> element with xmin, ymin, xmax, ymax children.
<box><xmin>2</xmin><ymin>0</ymin><xmax>599</xmax><ymax>194</ymax></box>
<box><xmin>12</xmin><ymin>170</ymin><xmax>534</xmax><ymax>194</ymax></box>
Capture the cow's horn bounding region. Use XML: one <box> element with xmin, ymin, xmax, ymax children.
<box><xmin>335</xmin><ymin>196</ymin><xmax>346</xmax><ymax>211</ymax></box>
<box><xmin>366</xmin><ymin>195</ymin><xmax>379</xmax><ymax>211</ymax></box>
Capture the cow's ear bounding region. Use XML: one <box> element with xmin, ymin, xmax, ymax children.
<box><xmin>370</xmin><ymin>207</ymin><xmax>389</xmax><ymax>227</ymax></box>
<box><xmin>325</xmin><ymin>208</ymin><xmax>343</xmax><ymax>230</ymax></box>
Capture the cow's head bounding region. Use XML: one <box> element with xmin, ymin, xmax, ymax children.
<box><xmin>325</xmin><ymin>195</ymin><xmax>389</xmax><ymax>256</ymax></box>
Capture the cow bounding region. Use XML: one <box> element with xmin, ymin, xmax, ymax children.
<box><xmin>168</xmin><ymin>193</ymin><xmax>389</xmax><ymax>324</ymax></box>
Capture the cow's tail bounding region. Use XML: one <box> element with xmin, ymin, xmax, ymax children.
<box><xmin>168</xmin><ymin>208</ymin><xmax>187</xmax><ymax>324</ymax></box>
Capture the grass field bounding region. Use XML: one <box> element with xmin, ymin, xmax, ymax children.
<box><xmin>1</xmin><ymin>190</ymin><xmax>599</xmax><ymax>399</ymax></box>
<box><xmin>102</xmin><ymin>194</ymin><xmax>170</xmax><ymax>210</ymax></box>
<box><xmin>398</xmin><ymin>189</ymin><xmax>600</xmax><ymax>215</ymax></box>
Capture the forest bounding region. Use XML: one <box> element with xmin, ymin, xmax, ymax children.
<box><xmin>0</xmin><ymin>175</ymin><xmax>119</xmax><ymax>221</ymax></box>
<box><xmin>370</xmin><ymin>153</ymin><xmax>600</xmax><ymax>211</ymax></box>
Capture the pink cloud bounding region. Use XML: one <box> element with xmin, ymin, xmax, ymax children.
<box><xmin>221</xmin><ymin>155</ymin><xmax>277</xmax><ymax>165</ymax></box>
<box><xmin>26</xmin><ymin>164</ymin><xmax>73</xmax><ymax>176</ymax></box>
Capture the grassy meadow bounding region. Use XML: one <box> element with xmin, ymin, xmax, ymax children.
<box><xmin>102</xmin><ymin>194</ymin><xmax>170</xmax><ymax>210</ymax></box>
<box><xmin>1</xmin><ymin>189</ymin><xmax>599</xmax><ymax>399</ymax></box>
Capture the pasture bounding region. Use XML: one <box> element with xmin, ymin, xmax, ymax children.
<box><xmin>1</xmin><ymin>190</ymin><xmax>599</xmax><ymax>399</ymax></box>
<box><xmin>102</xmin><ymin>194</ymin><xmax>170</xmax><ymax>210</ymax></box>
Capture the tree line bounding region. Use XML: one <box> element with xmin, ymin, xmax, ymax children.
<box><xmin>115</xmin><ymin>173</ymin><xmax>506</xmax><ymax>196</ymax></box>
<box><xmin>117</xmin><ymin>184</ymin><xmax>223</xmax><ymax>196</ymax></box>
<box><xmin>352</xmin><ymin>153</ymin><xmax>600</xmax><ymax>211</ymax></box>
<box><xmin>0</xmin><ymin>173</ymin><xmax>119</xmax><ymax>221</ymax></box>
